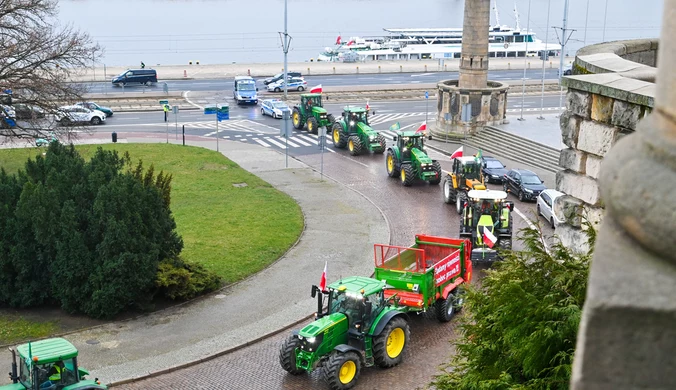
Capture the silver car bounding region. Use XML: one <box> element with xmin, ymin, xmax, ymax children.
<box><xmin>536</xmin><ymin>189</ymin><xmax>565</xmax><ymax>229</ymax></box>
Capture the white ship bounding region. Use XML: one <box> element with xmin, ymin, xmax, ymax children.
<box><xmin>317</xmin><ymin>5</ymin><xmax>562</xmax><ymax>62</ymax></box>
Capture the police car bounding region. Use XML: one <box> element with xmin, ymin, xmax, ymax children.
<box><xmin>267</xmin><ymin>77</ymin><xmax>307</xmax><ymax>92</ymax></box>
<box><xmin>260</xmin><ymin>99</ymin><xmax>290</xmax><ymax>119</ymax></box>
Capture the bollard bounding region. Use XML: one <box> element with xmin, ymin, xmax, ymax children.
<box><xmin>248</xmin><ymin>69</ymin><xmax>251</xmax><ymax>76</ymax></box>
<box><xmin>183</xmin><ymin>70</ymin><xmax>187</xmax><ymax>78</ymax></box>
<box><xmin>307</xmin><ymin>67</ymin><xmax>310</xmax><ymax>75</ymax></box>
<box><xmin>378</xmin><ymin>65</ymin><xmax>381</xmax><ymax>73</ymax></box>
<box><xmin>182</xmin><ymin>125</ymin><xmax>185</xmax><ymax>146</ymax></box>
<box><xmin>112</xmin><ymin>132</ymin><xmax>117</xmax><ymax>143</ymax></box>
<box><xmin>333</xmin><ymin>66</ymin><xmax>336</xmax><ymax>74</ymax></box>
<box><xmin>444</xmin><ymin>64</ymin><xmax>448</xmax><ymax>71</ymax></box>
<box><xmin>356</xmin><ymin>66</ymin><xmax>359</xmax><ymax>74</ymax></box>
<box><xmin>400</xmin><ymin>65</ymin><xmax>403</xmax><ymax>72</ymax></box>
<box><xmin>549</xmin><ymin>61</ymin><xmax>553</xmax><ymax>68</ymax></box>
<box><xmin>528</xmin><ymin>62</ymin><xmax>530</xmax><ymax>69</ymax></box>
<box><xmin>508</xmin><ymin>62</ymin><xmax>511</xmax><ymax>69</ymax></box>
<box><xmin>424</xmin><ymin>64</ymin><xmax>427</xmax><ymax>72</ymax></box>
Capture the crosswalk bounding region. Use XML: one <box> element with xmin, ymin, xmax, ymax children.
<box><xmin>181</xmin><ymin>119</ymin><xmax>280</xmax><ymax>135</ymax></box>
<box><xmin>505</xmin><ymin>106</ymin><xmax>565</xmax><ymax>113</ymax></box>
<box><xmin>213</xmin><ymin>129</ymin><xmax>404</xmax><ymax>151</ymax></box>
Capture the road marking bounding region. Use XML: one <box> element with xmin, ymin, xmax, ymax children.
<box><xmin>265</xmin><ymin>137</ymin><xmax>287</xmax><ymax>149</ymax></box>
<box><xmin>290</xmin><ymin>137</ymin><xmax>312</xmax><ymax>146</ymax></box>
<box><xmin>276</xmin><ymin>136</ymin><xmax>301</xmax><ymax>148</ymax></box>
<box><xmin>183</xmin><ymin>91</ymin><xmax>203</xmax><ymax>110</ymax></box>
<box><xmin>253</xmin><ymin>138</ymin><xmax>271</xmax><ymax>147</ymax></box>
<box><xmin>411</xmin><ymin>73</ymin><xmax>435</xmax><ymax>77</ymax></box>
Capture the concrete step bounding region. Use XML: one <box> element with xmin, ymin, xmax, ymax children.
<box><xmin>464</xmin><ymin>126</ymin><xmax>561</xmax><ymax>173</ymax></box>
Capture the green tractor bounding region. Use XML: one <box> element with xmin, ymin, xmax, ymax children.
<box><xmin>331</xmin><ymin>106</ymin><xmax>386</xmax><ymax>155</ymax></box>
<box><xmin>385</xmin><ymin>131</ymin><xmax>442</xmax><ymax>186</ymax></box>
<box><xmin>2</xmin><ymin>338</ymin><xmax>106</xmax><ymax>390</ymax></box>
<box><xmin>279</xmin><ymin>277</ymin><xmax>410</xmax><ymax>390</ymax></box>
<box><xmin>460</xmin><ymin>189</ymin><xmax>514</xmax><ymax>264</ymax></box>
<box><xmin>291</xmin><ymin>93</ymin><xmax>335</xmax><ymax>134</ymax></box>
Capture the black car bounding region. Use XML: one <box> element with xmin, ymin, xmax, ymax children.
<box><xmin>263</xmin><ymin>71</ymin><xmax>302</xmax><ymax>85</ymax></box>
<box><xmin>14</xmin><ymin>103</ymin><xmax>45</xmax><ymax>120</ymax></box>
<box><xmin>480</xmin><ymin>156</ymin><xmax>508</xmax><ymax>183</ymax></box>
<box><xmin>503</xmin><ymin>168</ymin><xmax>546</xmax><ymax>202</ymax></box>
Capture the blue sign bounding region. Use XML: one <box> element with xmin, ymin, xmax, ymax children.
<box><xmin>204</xmin><ymin>106</ymin><xmax>217</xmax><ymax>115</ymax></box>
<box><xmin>217</xmin><ymin>111</ymin><xmax>229</xmax><ymax>121</ymax></box>
<box><xmin>4</xmin><ymin>89</ymin><xmax>12</xmax><ymax>95</ymax></box>
<box><xmin>425</xmin><ymin>91</ymin><xmax>429</xmax><ymax>99</ymax></box>
<box><xmin>4</xmin><ymin>117</ymin><xmax>16</xmax><ymax>127</ymax></box>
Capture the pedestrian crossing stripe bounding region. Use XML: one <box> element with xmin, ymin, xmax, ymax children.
<box><xmin>214</xmin><ymin>130</ymin><xmax>401</xmax><ymax>151</ymax></box>
<box><xmin>505</xmin><ymin>107</ymin><xmax>565</xmax><ymax>113</ymax></box>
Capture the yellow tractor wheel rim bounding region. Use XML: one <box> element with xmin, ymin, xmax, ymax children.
<box><xmin>293</xmin><ymin>112</ymin><xmax>299</xmax><ymax>126</ymax></box>
<box><xmin>333</xmin><ymin>129</ymin><xmax>340</xmax><ymax>144</ymax></box>
<box><xmin>387</xmin><ymin>155</ymin><xmax>394</xmax><ymax>173</ymax></box>
<box><xmin>386</xmin><ymin>328</ymin><xmax>405</xmax><ymax>358</ymax></box>
<box><xmin>400</xmin><ymin>169</ymin><xmax>406</xmax><ymax>182</ymax></box>
<box><xmin>308</xmin><ymin>121</ymin><xmax>313</xmax><ymax>131</ymax></box>
<box><xmin>348</xmin><ymin>140</ymin><xmax>354</xmax><ymax>151</ymax></box>
<box><xmin>339</xmin><ymin>360</ymin><xmax>356</xmax><ymax>384</ymax></box>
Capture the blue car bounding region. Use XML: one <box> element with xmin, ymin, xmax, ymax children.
<box><xmin>260</xmin><ymin>99</ymin><xmax>290</xmax><ymax>119</ymax></box>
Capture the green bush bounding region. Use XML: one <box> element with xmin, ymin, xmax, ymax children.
<box><xmin>156</xmin><ymin>257</ymin><xmax>221</xmax><ymax>300</ymax></box>
<box><xmin>433</xmin><ymin>223</ymin><xmax>596</xmax><ymax>390</ymax></box>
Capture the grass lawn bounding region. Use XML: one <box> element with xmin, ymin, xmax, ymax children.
<box><xmin>0</xmin><ymin>144</ymin><xmax>304</xmax><ymax>284</ymax></box>
<box><xmin>0</xmin><ymin>316</ymin><xmax>57</xmax><ymax>345</ymax></box>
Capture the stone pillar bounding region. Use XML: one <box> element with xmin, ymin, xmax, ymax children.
<box><xmin>459</xmin><ymin>0</ymin><xmax>490</xmax><ymax>89</ymax></box>
<box><xmin>571</xmin><ymin>1</ymin><xmax>676</xmax><ymax>389</ymax></box>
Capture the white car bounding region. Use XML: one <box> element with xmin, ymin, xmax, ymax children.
<box><xmin>56</xmin><ymin>105</ymin><xmax>106</xmax><ymax>125</ymax></box>
<box><xmin>267</xmin><ymin>77</ymin><xmax>307</xmax><ymax>92</ymax></box>
<box><xmin>260</xmin><ymin>99</ymin><xmax>290</xmax><ymax>119</ymax></box>
<box><xmin>537</xmin><ymin>189</ymin><xmax>565</xmax><ymax>229</ymax></box>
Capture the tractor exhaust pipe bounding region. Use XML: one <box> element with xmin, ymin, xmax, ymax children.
<box><xmin>9</xmin><ymin>347</ymin><xmax>18</xmax><ymax>383</ymax></box>
<box><xmin>311</xmin><ymin>285</ymin><xmax>324</xmax><ymax>319</ymax></box>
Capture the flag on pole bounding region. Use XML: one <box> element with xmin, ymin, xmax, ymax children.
<box><xmin>335</xmin><ymin>35</ymin><xmax>342</xmax><ymax>45</ymax></box>
<box><xmin>389</xmin><ymin>122</ymin><xmax>401</xmax><ymax>131</ymax></box>
<box><xmin>347</xmin><ymin>40</ymin><xmax>355</xmax><ymax>46</ymax></box>
<box><xmin>450</xmin><ymin>146</ymin><xmax>463</xmax><ymax>159</ymax></box>
<box><xmin>483</xmin><ymin>228</ymin><xmax>497</xmax><ymax>249</ymax></box>
<box><xmin>310</xmin><ymin>84</ymin><xmax>323</xmax><ymax>93</ymax></box>
<box><xmin>319</xmin><ymin>261</ymin><xmax>328</xmax><ymax>292</ymax></box>
<box><xmin>415</xmin><ymin>121</ymin><xmax>427</xmax><ymax>133</ymax></box>
<box><xmin>366</xmin><ymin>100</ymin><xmax>370</xmax><ymax>111</ymax></box>
<box><xmin>475</xmin><ymin>148</ymin><xmax>483</xmax><ymax>163</ymax></box>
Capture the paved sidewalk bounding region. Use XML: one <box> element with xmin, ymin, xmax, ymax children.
<box><xmin>0</xmin><ymin>133</ymin><xmax>389</xmax><ymax>386</ymax></box>
<box><xmin>498</xmin><ymin>113</ymin><xmax>566</xmax><ymax>150</ymax></box>
<box><xmin>72</xmin><ymin>57</ymin><xmax>575</xmax><ymax>82</ymax></box>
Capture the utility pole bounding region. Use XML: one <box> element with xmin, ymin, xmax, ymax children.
<box><xmin>553</xmin><ymin>0</ymin><xmax>574</xmax><ymax>116</ymax></box>
<box><xmin>279</xmin><ymin>0</ymin><xmax>292</xmax><ymax>100</ymax></box>
<box><xmin>583</xmin><ymin>0</ymin><xmax>591</xmax><ymax>46</ymax></box>
<box><xmin>538</xmin><ymin>0</ymin><xmax>552</xmax><ymax>120</ymax></box>
<box><xmin>602</xmin><ymin>0</ymin><xmax>610</xmax><ymax>41</ymax></box>
<box><xmin>518</xmin><ymin>0</ymin><xmax>532</xmax><ymax>121</ymax></box>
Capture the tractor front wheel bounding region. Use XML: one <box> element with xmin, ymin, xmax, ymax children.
<box><xmin>456</xmin><ymin>193</ymin><xmax>465</xmax><ymax>214</ymax></box>
<box><xmin>429</xmin><ymin>161</ymin><xmax>442</xmax><ymax>185</ymax></box>
<box><xmin>327</xmin><ymin>113</ymin><xmax>336</xmax><ymax>125</ymax></box>
<box><xmin>443</xmin><ymin>176</ymin><xmax>455</xmax><ymax>204</ymax></box>
<box><xmin>332</xmin><ymin>123</ymin><xmax>346</xmax><ymax>148</ymax></box>
<box><xmin>435</xmin><ymin>293</ymin><xmax>456</xmax><ymax>323</ymax></box>
<box><xmin>292</xmin><ymin>107</ymin><xmax>302</xmax><ymax>130</ymax></box>
<box><xmin>279</xmin><ymin>334</ymin><xmax>304</xmax><ymax>375</ymax></box>
<box><xmin>323</xmin><ymin>351</ymin><xmax>361</xmax><ymax>390</ymax></box>
<box><xmin>386</xmin><ymin>150</ymin><xmax>399</xmax><ymax>178</ymax></box>
<box><xmin>348</xmin><ymin>136</ymin><xmax>362</xmax><ymax>156</ymax></box>
<box><xmin>307</xmin><ymin>116</ymin><xmax>319</xmax><ymax>134</ymax></box>
<box><xmin>373</xmin><ymin>316</ymin><xmax>410</xmax><ymax>368</ymax></box>
<box><xmin>374</xmin><ymin>134</ymin><xmax>386</xmax><ymax>154</ymax></box>
<box><xmin>400</xmin><ymin>164</ymin><xmax>414</xmax><ymax>187</ymax></box>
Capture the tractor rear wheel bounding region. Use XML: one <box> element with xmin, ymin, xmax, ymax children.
<box><xmin>499</xmin><ymin>238</ymin><xmax>512</xmax><ymax>250</ymax></box>
<box><xmin>443</xmin><ymin>176</ymin><xmax>454</xmax><ymax>204</ymax></box>
<box><xmin>332</xmin><ymin>123</ymin><xmax>346</xmax><ymax>148</ymax></box>
<box><xmin>400</xmin><ymin>164</ymin><xmax>414</xmax><ymax>187</ymax></box>
<box><xmin>292</xmin><ymin>107</ymin><xmax>302</xmax><ymax>130</ymax></box>
<box><xmin>348</xmin><ymin>136</ymin><xmax>362</xmax><ymax>156</ymax></box>
<box><xmin>373</xmin><ymin>316</ymin><xmax>410</xmax><ymax>368</ymax></box>
<box><xmin>327</xmin><ymin>113</ymin><xmax>336</xmax><ymax>125</ymax></box>
<box><xmin>386</xmin><ymin>150</ymin><xmax>399</xmax><ymax>177</ymax></box>
<box><xmin>429</xmin><ymin>161</ymin><xmax>442</xmax><ymax>185</ymax></box>
<box><xmin>374</xmin><ymin>134</ymin><xmax>386</xmax><ymax>154</ymax></box>
<box><xmin>307</xmin><ymin>116</ymin><xmax>319</xmax><ymax>134</ymax></box>
<box><xmin>435</xmin><ymin>293</ymin><xmax>456</xmax><ymax>322</ymax></box>
<box><xmin>279</xmin><ymin>334</ymin><xmax>304</xmax><ymax>375</ymax></box>
<box><xmin>323</xmin><ymin>351</ymin><xmax>361</xmax><ymax>390</ymax></box>
<box><xmin>456</xmin><ymin>193</ymin><xmax>464</xmax><ymax>214</ymax></box>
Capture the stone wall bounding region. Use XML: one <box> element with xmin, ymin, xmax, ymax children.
<box><xmin>556</xmin><ymin>74</ymin><xmax>654</xmax><ymax>249</ymax></box>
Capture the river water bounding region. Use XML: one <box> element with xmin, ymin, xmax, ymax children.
<box><xmin>57</xmin><ymin>0</ymin><xmax>663</xmax><ymax>66</ymax></box>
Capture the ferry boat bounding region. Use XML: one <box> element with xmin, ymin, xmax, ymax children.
<box><xmin>316</xmin><ymin>5</ymin><xmax>562</xmax><ymax>62</ymax></box>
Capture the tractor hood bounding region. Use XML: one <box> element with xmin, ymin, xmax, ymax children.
<box><xmin>467</xmin><ymin>178</ymin><xmax>486</xmax><ymax>190</ymax></box>
<box><xmin>299</xmin><ymin>312</ymin><xmax>347</xmax><ymax>338</ymax></box>
<box><xmin>411</xmin><ymin>148</ymin><xmax>432</xmax><ymax>164</ymax></box>
<box><xmin>312</xmin><ymin>106</ymin><xmax>327</xmax><ymax>115</ymax></box>
<box><xmin>356</xmin><ymin>122</ymin><xmax>378</xmax><ymax>137</ymax></box>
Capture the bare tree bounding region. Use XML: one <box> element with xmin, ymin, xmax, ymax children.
<box><xmin>0</xmin><ymin>0</ymin><xmax>100</xmax><ymax>143</ymax></box>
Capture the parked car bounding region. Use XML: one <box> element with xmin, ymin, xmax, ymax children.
<box><xmin>267</xmin><ymin>77</ymin><xmax>307</xmax><ymax>92</ymax></box>
<box><xmin>537</xmin><ymin>189</ymin><xmax>565</xmax><ymax>229</ymax></box>
<box><xmin>480</xmin><ymin>155</ymin><xmax>508</xmax><ymax>183</ymax></box>
<box><xmin>503</xmin><ymin>168</ymin><xmax>545</xmax><ymax>202</ymax></box>
<box><xmin>260</xmin><ymin>99</ymin><xmax>290</xmax><ymax>119</ymax></box>
<box><xmin>55</xmin><ymin>105</ymin><xmax>106</xmax><ymax>125</ymax></box>
<box><xmin>76</xmin><ymin>102</ymin><xmax>114</xmax><ymax>117</ymax></box>
<box><xmin>559</xmin><ymin>63</ymin><xmax>573</xmax><ymax>76</ymax></box>
<box><xmin>112</xmin><ymin>69</ymin><xmax>158</xmax><ymax>87</ymax></box>
<box><xmin>263</xmin><ymin>71</ymin><xmax>302</xmax><ymax>85</ymax></box>
<box><xmin>14</xmin><ymin>103</ymin><xmax>45</xmax><ymax>120</ymax></box>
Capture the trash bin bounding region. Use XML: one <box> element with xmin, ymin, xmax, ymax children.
<box><xmin>112</xmin><ymin>132</ymin><xmax>117</xmax><ymax>143</ymax></box>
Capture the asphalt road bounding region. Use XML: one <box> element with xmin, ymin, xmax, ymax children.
<box><xmin>83</xmin><ymin>68</ymin><xmax>560</xmax><ymax>94</ymax></box>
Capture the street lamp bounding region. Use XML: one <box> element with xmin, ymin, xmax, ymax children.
<box><xmin>518</xmin><ymin>0</ymin><xmax>532</xmax><ymax>121</ymax></box>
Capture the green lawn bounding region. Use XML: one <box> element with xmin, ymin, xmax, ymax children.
<box><xmin>0</xmin><ymin>144</ymin><xmax>304</xmax><ymax>284</ymax></box>
<box><xmin>0</xmin><ymin>316</ymin><xmax>57</xmax><ymax>345</ymax></box>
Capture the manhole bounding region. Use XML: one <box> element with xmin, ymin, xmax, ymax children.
<box><xmin>232</xmin><ymin>182</ymin><xmax>248</xmax><ymax>188</ymax></box>
<box><xmin>85</xmin><ymin>339</ymin><xmax>100</xmax><ymax>345</ymax></box>
<box><xmin>214</xmin><ymin>294</ymin><xmax>226</xmax><ymax>299</ymax></box>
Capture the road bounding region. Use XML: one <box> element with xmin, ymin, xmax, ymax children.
<box><xmin>83</xmin><ymin>68</ymin><xmax>560</xmax><ymax>94</ymax></box>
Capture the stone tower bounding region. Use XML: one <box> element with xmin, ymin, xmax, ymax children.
<box><xmin>459</xmin><ymin>0</ymin><xmax>490</xmax><ymax>88</ymax></box>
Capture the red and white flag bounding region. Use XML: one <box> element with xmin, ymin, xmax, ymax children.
<box><xmin>483</xmin><ymin>228</ymin><xmax>497</xmax><ymax>249</ymax></box>
<box><xmin>347</xmin><ymin>40</ymin><xmax>355</xmax><ymax>46</ymax></box>
<box><xmin>415</xmin><ymin>121</ymin><xmax>427</xmax><ymax>133</ymax></box>
<box><xmin>366</xmin><ymin>100</ymin><xmax>370</xmax><ymax>110</ymax></box>
<box><xmin>335</xmin><ymin>35</ymin><xmax>342</xmax><ymax>45</ymax></box>
<box><xmin>310</xmin><ymin>84</ymin><xmax>322</xmax><ymax>93</ymax></box>
<box><xmin>450</xmin><ymin>146</ymin><xmax>463</xmax><ymax>159</ymax></box>
<box><xmin>319</xmin><ymin>261</ymin><xmax>328</xmax><ymax>292</ymax></box>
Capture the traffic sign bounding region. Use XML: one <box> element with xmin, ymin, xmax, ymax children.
<box><xmin>159</xmin><ymin>100</ymin><xmax>169</xmax><ymax>105</ymax></box>
<box><xmin>172</xmin><ymin>105</ymin><xmax>179</xmax><ymax>114</ymax></box>
<box><xmin>204</xmin><ymin>106</ymin><xmax>217</xmax><ymax>115</ymax></box>
<box><xmin>425</xmin><ymin>91</ymin><xmax>429</xmax><ymax>99</ymax></box>
<box><xmin>216</xmin><ymin>103</ymin><xmax>229</xmax><ymax>121</ymax></box>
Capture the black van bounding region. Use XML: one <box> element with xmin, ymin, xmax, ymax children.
<box><xmin>112</xmin><ymin>69</ymin><xmax>158</xmax><ymax>87</ymax></box>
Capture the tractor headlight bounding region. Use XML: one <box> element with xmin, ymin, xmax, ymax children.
<box><xmin>403</xmin><ymin>147</ymin><xmax>408</xmax><ymax>152</ymax></box>
<box><xmin>349</xmin><ymin>121</ymin><xmax>355</xmax><ymax>126</ymax></box>
<box><xmin>369</xmin><ymin>135</ymin><xmax>375</xmax><ymax>140</ymax></box>
<box><xmin>307</xmin><ymin>337</ymin><xmax>316</xmax><ymax>344</ymax></box>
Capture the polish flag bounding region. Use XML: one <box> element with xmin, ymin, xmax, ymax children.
<box><xmin>366</xmin><ymin>100</ymin><xmax>370</xmax><ymax>111</ymax></box>
<box><xmin>450</xmin><ymin>146</ymin><xmax>463</xmax><ymax>159</ymax></box>
<box><xmin>335</xmin><ymin>35</ymin><xmax>342</xmax><ymax>45</ymax></box>
<box><xmin>319</xmin><ymin>261</ymin><xmax>328</xmax><ymax>292</ymax></box>
<box><xmin>347</xmin><ymin>40</ymin><xmax>355</xmax><ymax>46</ymax></box>
<box><xmin>310</xmin><ymin>84</ymin><xmax>322</xmax><ymax>93</ymax></box>
<box><xmin>483</xmin><ymin>228</ymin><xmax>497</xmax><ymax>249</ymax></box>
<box><xmin>415</xmin><ymin>121</ymin><xmax>427</xmax><ymax>133</ymax></box>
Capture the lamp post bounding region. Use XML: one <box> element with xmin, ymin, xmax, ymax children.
<box><xmin>538</xmin><ymin>0</ymin><xmax>552</xmax><ymax>120</ymax></box>
<box><xmin>602</xmin><ymin>0</ymin><xmax>610</xmax><ymax>42</ymax></box>
<box><xmin>518</xmin><ymin>0</ymin><xmax>532</xmax><ymax>121</ymax></box>
<box><xmin>279</xmin><ymin>0</ymin><xmax>292</xmax><ymax>100</ymax></box>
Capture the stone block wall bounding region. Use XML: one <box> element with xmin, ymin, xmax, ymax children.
<box><xmin>556</xmin><ymin>75</ymin><xmax>653</xmax><ymax>250</ymax></box>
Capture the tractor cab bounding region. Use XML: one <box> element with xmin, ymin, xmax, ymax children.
<box><xmin>342</xmin><ymin>106</ymin><xmax>369</xmax><ymax>128</ymax></box>
<box><xmin>460</xmin><ymin>189</ymin><xmax>514</xmax><ymax>263</ymax></box>
<box><xmin>5</xmin><ymin>338</ymin><xmax>106</xmax><ymax>390</ymax></box>
<box><xmin>302</xmin><ymin>94</ymin><xmax>322</xmax><ymax>112</ymax></box>
<box><xmin>396</xmin><ymin>133</ymin><xmax>426</xmax><ymax>156</ymax></box>
<box><xmin>452</xmin><ymin>156</ymin><xmax>485</xmax><ymax>188</ymax></box>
